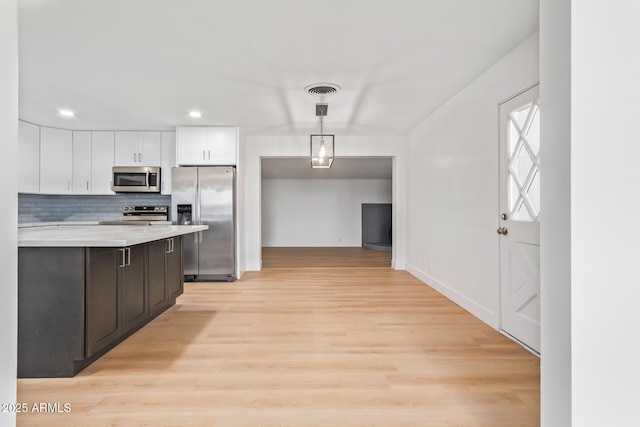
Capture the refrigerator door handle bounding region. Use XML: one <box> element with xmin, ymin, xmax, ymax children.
<box><xmin>195</xmin><ymin>178</ymin><xmax>200</xmax><ymax>225</ymax></box>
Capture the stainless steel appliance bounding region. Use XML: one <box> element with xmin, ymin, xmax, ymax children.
<box><xmin>111</xmin><ymin>166</ymin><xmax>161</xmax><ymax>193</ymax></box>
<box><xmin>171</xmin><ymin>167</ymin><xmax>236</xmax><ymax>281</ymax></box>
<box><xmin>99</xmin><ymin>205</ymin><xmax>169</xmax><ymax>225</ymax></box>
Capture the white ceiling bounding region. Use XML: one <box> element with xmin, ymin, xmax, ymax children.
<box><xmin>262</xmin><ymin>157</ymin><xmax>392</xmax><ymax>180</ymax></box>
<box><xmin>18</xmin><ymin>0</ymin><xmax>539</xmax><ymax>136</ymax></box>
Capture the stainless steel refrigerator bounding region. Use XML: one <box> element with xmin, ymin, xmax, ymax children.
<box><xmin>171</xmin><ymin>166</ymin><xmax>236</xmax><ymax>281</ymax></box>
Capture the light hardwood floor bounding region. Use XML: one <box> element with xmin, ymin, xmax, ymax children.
<box><xmin>17</xmin><ymin>261</ymin><xmax>539</xmax><ymax>426</ymax></box>
<box><xmin>262</xmin><ymin>247</ymin><xmax>392</xmax><ymax>268</ymax></box>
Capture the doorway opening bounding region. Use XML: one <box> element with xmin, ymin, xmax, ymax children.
<box><xmin>260</xmin><ymin>157</ymin><xmax>393</xmax><ymax>268</ymax></box>
<box><xmin>362</xmin><ymin>203</ymin><xmax>392</xmax><ymax>252</ymax></box>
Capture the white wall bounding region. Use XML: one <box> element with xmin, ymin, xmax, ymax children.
<box><xmin>405</xmin><ymin>33</ymin><xmax>539</xmax><ymax>328</ymax></box>
<box><xmin>236</xmin><ymin>129</ymin><xmax>246</xmax><ymax>278</ymax></box>
<box><xmin>570</xmin><ymin>2</ymin><xmax>640</xmax><ymax>426</ymax></box>
<box><xmin>0</xmin><ymin>0</ymin><xmax>18</xmax><ymax>425</ymax></box>
<box><xmin>242</xmin><ymin>135</ymin><xmax>407</xmax><ymax>271</ymax></box>
<box><xmin>261</xmin><ymin>179</ymin><xmax>392</xmax><ymax>247</ymax></box>
<box><xmin>539</xmin><ymin>0</ymin><xmax>571</xmax><ymax>425</ymax></box>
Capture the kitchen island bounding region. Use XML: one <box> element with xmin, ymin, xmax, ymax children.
<box><xmin>18</xmin><ymin>224</ymin><xmax>207</xmax><ymax>378</ymax></box>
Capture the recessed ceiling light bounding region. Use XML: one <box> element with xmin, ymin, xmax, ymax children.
<box><xmin>189</xmin><ymin>111</ymin><xmax>202</xmax><ymax>118</ymax></box>
<box><xmin>59</xmin><ymin>109</ymin><xmax>75</xmax><ymax>117</ymax></box>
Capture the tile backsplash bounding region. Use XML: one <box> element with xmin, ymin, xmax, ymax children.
<box><xmin>19</xmin><ymin>194</ymin><xmax>172</xmax><ymax>223</ymax></box>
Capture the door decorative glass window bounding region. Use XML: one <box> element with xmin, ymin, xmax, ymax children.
<box><xmin>507</xmin><ymin>100</ymin><xmax>540</xmax><ymax>222</ymax></box>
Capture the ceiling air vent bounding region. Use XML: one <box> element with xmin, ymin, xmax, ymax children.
<box><xmin>304</xmin><ymin>83</ymin><xmax>341</xmax><ymax>97</ymax></box>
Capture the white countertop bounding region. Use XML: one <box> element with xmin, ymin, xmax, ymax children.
<box><xmin>18</xmin><ymin>224</ymin><xmax>208</xmax><ymax>247</ymax></box>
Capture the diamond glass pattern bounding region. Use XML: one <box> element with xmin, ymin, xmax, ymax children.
<box><xmin>507</xmin><ymin>101</ymin><xmax>540</xmax><ymax>222</ymax></box>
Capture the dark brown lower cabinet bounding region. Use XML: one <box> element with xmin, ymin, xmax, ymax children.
<box><xmin>86</xmin><ymin>244</ymin><xmax>147</xmax><ymax>357</ymax></box>
<box><xmin>149</xmin><ymin>236</ymin><xmax>183</xmax><ymax>315</ymax></box>
<box><xmin>122</xmin><ymin>244</ymin><xmax>148</xmax><ymax>333</ymax></box>
<box><xmin>85</xmin><ymin>247</ymin><xmax>123</xmax><ymax>358</ymax></box>
<box><xmin>19</xmin><ymin>237</ymin><xmax>184</xmax><ymax>378</ymax></box>
<box><xmin>167</xmin><ymin>236</ymin><xmax>183</xmax><ymax>299</ymax></box>
<box><xmin>148</xmin><ymin>239</ymin><xmax>168</xmax><ymax>315</ymax></box>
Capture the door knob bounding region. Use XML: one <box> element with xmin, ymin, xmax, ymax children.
<box><xmin>497</xmin><ymin>227</ymin><xmax>508</xmax><ymax>236</ymax></box>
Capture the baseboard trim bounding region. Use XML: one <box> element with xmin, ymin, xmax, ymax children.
<box><xmin>406</xmin><ymin>263</ymin><xmax>498</xmax><ymax>329</ymax></box>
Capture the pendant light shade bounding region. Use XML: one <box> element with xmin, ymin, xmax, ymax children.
<box><xmin>310</xmin><ymin>134</ymin><xmax>334</xmax><ymax>168</ymax></box>
<box><xmin>310</xmin><ymin>103</ymin><xmax>334</xmax><ymax>168</ymax></box>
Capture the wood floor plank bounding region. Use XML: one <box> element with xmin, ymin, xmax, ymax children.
<box><xmin>17</xmin><ymin>264</ymin><xmax>539</xmax><ymax>426</ymax></box>
<box><xmin>262</xmin><ymin>247</ymin><xmax>392</xmax><ymax>268</ymax></box>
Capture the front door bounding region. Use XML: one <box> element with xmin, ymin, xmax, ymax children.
<box><xmin>498</xmin><ymin>85</ymin><xmax>541</xmax><ymax>353</ymax></box>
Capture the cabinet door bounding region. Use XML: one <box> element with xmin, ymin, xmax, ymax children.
<box><xmin>18</xmin><ymin>121</ymin><xmax>40</xmax><ymax>193</ymax></box>
<box><xmin>86</xmin><ymin>248</ymin><xmax>123</xmax><ymax>357</ymax></box>
<box><xmin>207</xmin><ymin>127</ymin><xmax>237</xmax><ymax>165</ymax></box>
<box><xmin>138</xmin><ymin>131</ymin><xmax>161</xmax><ymax>166</ymax></box>
<box><xmin>148</xmin><ymin>239</ymin><xmax>168</xmax><ymax>315</ymax></box>
<box><xmin>122</xmin><ymin>244</ymin><xmax>148</xmax><ymax>333</ymax></box>
<box><xmin>161</xmin><ymin>132</ymin><xmax>176</xmax><ymax>194</ymax></box>
<box><xmin>72</xmin><ymin>131</ymin><xmax>92</xmax><ymax>194</ymax></box>
<box><xmin>167</xmin><ymin>236</ymin><xmax>183</xmax><ymax>299</ymax></box>
<box><xmin>40</xmin><ymin>127</ymin><xmax>72</xmax><ymax>194</ymax></box>
<box><xmin>114</xmin><ymin>131</ymin><xmax>138</xmax><ymax>166</ymax></box>
<box><xmin>176</xmin><ymin>126</ymin><xmax>207</xmax><ymax>165</ymax></box>
<box><xmin>91</xmin><ymin>131</ymin><xmax>115</xmax><ymax>194</ymax></box>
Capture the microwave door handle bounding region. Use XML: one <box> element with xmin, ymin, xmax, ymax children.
<box><xmin>147</xmin><ymin>171</ymin><xmax>151</xmax><ymax>189</ymax></box>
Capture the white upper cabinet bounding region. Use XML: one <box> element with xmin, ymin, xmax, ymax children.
<box><xmin>207</xmin><ymin>127</ymin><xmax>237</xmax><ymax>165</ymax></box>
<box><xmin>114</xmin><ymin>131</ymin><xmax>137</xmax><ymax>166</ymax></box>
<box><xmin>18</xmin><ymin>120</ymin><xmax>40</xmax><ymax>193</ymax></box>
<box><xmin>40</xmin><ymin>127</ymin><xmax>73</xmax><ymax>194</ymax></box>
<box><xmin>138</xmin><ymin>131</ymin><xmax>162</xmax><ymax>165</ymax></box>
<box><xmin>72</xmin><ymin>131</ymin><xmax>92</xmax><ymax>194</ymax></box>
<box><xmin>114</xmin><ymin>131</ymin><xmax>161</xmax><ymax>166</ymax></box>
<box><xmin>161</xmin><ymin>131</ymin><xmax>176</xmax><ymax>195</ymax></box>
<box><xmin>176</xmin><ymin>126</ymin><xmax>206</xmax><ymax>165</ymax></box>
<box><xmin>91</xmin><ymin>131</ymin><xmax>115</xmax><ymax>195</ymax></box>
<box><xmin>176</xmin><ymin>126</ymin><xmax>237</xmax><ymax>165</ymax></box>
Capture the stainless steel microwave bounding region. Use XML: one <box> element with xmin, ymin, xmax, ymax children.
<box><xmin>111</xmin><ymin>166</ymin><xmax>161</xmax><ymax>193</ymax></box>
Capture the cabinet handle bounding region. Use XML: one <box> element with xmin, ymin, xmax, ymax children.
<box><xmin>166</xmin><ymin>239</ymin><xmax>171</xmax><ymax>254</ymax></box>
<box><xmin>125</xmin><ymin>247</ymin><xmax>131</xmax><ymax>266</ymax></box>
<box><xmin>119</xmin><ymin>249</ymin><xmax>126</xmax><ymax>268</ymax></box>
<box><xmin>86</xmin><ymin>180</ymin><xmax>89</xmax><ymax>191</ymax></box>
<box><xmin>203</xmin><ymin>149</ymin><xmax>205</xmax><ymax>160</ymax></box>
<box><xmin>171</xmin><ymin>238</ymin><xmax>175</xmax><ymax>253</ymax></box>
<box><xmin>138</xmin><ymin>152</ymin><xmax>142</xmax><ymax>162</ymax></box>
<box><xmin>133</xmin><ymin>153</ymin><xmax>137</xmax><ymax>163</ymax></box>
<box><xmin>208</xmin><ymin>150</ymin><xmax>211</xmax><ymax>160</ymax></box>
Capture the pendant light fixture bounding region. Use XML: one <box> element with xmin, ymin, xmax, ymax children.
<box><xmin>310</xmin><ymin>103</ymin><xmax>334</xmax><ymax>168</ymax></box>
